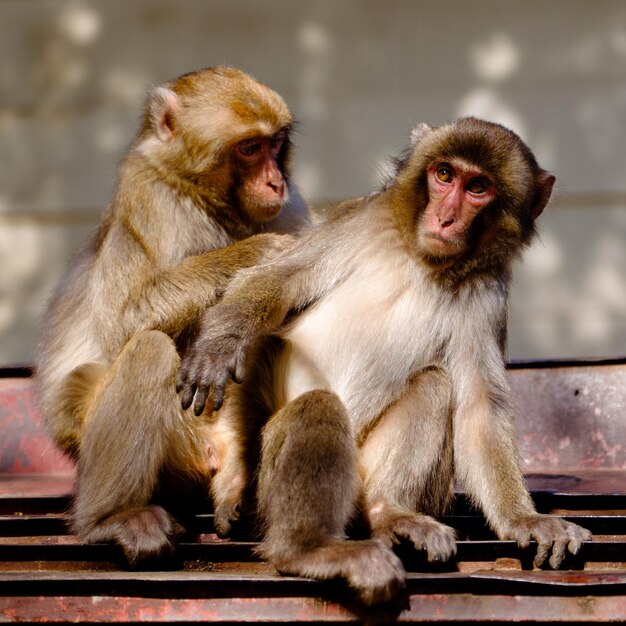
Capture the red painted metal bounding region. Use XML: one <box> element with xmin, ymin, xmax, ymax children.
<box><xmin>1</xmin><ymin>593</ymin><xmax>625</xmax><ymax>622</ymax></box>
<box><xmin>0</xmin><ymin>378</ymin><xmax>74</xmax><ymax>475</ymax></box>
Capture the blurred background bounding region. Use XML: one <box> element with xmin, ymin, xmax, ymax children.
<box><xmin>0</xmin><ymin>0</ymin><xmax>624</xmax><ymax>366</ymax></box>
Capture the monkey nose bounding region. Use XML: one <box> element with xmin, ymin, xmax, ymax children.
<box><xmin>438</xmin><ymin>213</ymin><xmax>455</xmax><ymax>228</ymax></box>
<box><xmin>268</xmin><ymin>180</ymin><xmax>285</xmax><ymax>198</ymax></box>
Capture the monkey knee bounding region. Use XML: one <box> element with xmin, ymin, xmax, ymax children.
<box><xmin>280</xmin><ymin>389</ymin><xmax>350</xmax><ymax>430</ymax></box>
<box><xmin>123</xmin><ymin>330</ymin><xmax>178</xmax><ymax>363</ymax></box>
<box><xmin>415</xmin><ymin>367</ymin><xmax>452</xmax><ymax>414</ymax></box>
<box><xmin>118</xmin><ymin>330</ymin><xmax>179</xmax><ymax>386</ymax></box>
<box><xmin>262</xmin><ymin>389</ymin><xmax>355</xmax><ymax>467</ymax></box>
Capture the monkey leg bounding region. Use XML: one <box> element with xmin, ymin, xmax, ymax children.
<box><xmin>73</xmin><ymin>330</ymin><xmax>186</xmax><ymax>565</ymax></box>
<box><xmin>256</xmin><ymin>389</ymin><xmax>405</xmax><ymax>605</ymax></box>
<box><xmin>208</xmin><ymin>337</ymin><xmax>281</xmax><ymax>538</ymax></box>
<box><xmin>360</xmin><ymin>367</ymin><xmax>457</xmax><ymax>563</ymax></box>
<box><xmin>206</xmin><ymin>411</ymin><xmax>248</xmax><ymax>538</ymax></box>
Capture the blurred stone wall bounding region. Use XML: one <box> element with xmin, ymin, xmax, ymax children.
<box><xmin>1</xmin><ymin>0</ymin><xmax>625</xmax><ymax>365</ymax></box>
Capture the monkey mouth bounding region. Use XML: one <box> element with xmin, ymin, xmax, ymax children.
<box><xmin>421</xmin><ymin>232</ymin><xmax>464</xmax><ymax>257</ymax></box>
<box><xmin>247</xmin><ymin>199</ymin><xmax>286</xmax><ymax>221</ymax></box>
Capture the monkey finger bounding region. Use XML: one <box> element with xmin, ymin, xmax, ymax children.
<box><xmin>212</xmin><ymin>371</ymin><xmax>231</xmax><ymax>412</ymax></box>
<box><xmin>176</xmin><ymin>360</ymin><xmax>197</xmax><ymax>394</ymax></box>
<box><xmin>567</xmin><ymin>529</ymin><xmax>590</xmax><ymax>556</ymax></box>
<box><xmin>513</xmin><ymin>530</ymin><xmax>531</xmax><ymax>550</ymax></box>
<box><xmin>175</xmin><ymin>370</ymin><xmax>187</xmax><ymax>394</ymax></box>
<box><xmin>533</xmin><ymin>540</ymin><xmax>552</xmax><ymax>568</ymax></box>
<box><xmin>193</xmin><ymin>386</ymin><xmax>210</xmax><ymax>416</ymax></box>
<box><xmin>212</xmin><ymin>389</ymin><xmax>225</xmax><ymax>412</ymax></box>
<box><xmin>180</xmin><ymin>383</ymin><xmax>197</xmax><ymax>411</ymax></box>
<box><xmin>548</xmin><ymin>540</ymin><xmax>567</xmax><ymax>569</ymax></box>
<box><xmin>232</xmin><ymin>355</ymin><xmax>246</xmax><ymax>384</ymax></box>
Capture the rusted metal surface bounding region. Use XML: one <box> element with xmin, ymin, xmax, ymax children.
<box><xmin>0</xmin><ymin>360</ymin><xmax>625</xmax><ymax>623</ymax></box>
<box><xmin>510</xmin><ymin>359</ymin><xmax>626</xmax><ymax>471</ymax></box>
<box><xmin>1</xmin><ymin>593</ymin><xmax>625</xmax><ymax>623</ymax></box>
<box><xmin>0</xmin><ymin>375</ymin><xmax>73</xmax><ymax>475</ymax></box>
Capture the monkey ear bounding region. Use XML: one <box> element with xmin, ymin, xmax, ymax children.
<box><xmin>410</xmin><ymin>123</ymin><xmax>433</xmax><ymax>147</ymax></box>
<box><xmin>149</xmin><ymin>86</ymin><xmax>181</xmax><ymax>142</ymax></box>
<box><xmin>531</xmin><ymin>171</ymin><xmax>556</xmax><ymax>219</ymax></box>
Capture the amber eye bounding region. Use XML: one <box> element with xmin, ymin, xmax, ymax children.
<box><xmin>467</xmin><ymin>178</ymin><xmax>488</xmax><ymax>194</ymax></box>
<box><xmin>237</xmin><ymin>139</ymin><xmax>261</xmax><ymax>156</ymax></box>
<box><xmin>436</xmin><ymin>165</ymin><xmax>453</xmax><ymax>183</ymax></box>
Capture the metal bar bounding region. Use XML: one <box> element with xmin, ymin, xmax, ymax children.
<box><xmin>506</xmin><ymin>356</ymin><xmax>626</xmax><ymax>369</ymax></box>
<box><xmin>442</xmin><ymin>515</ymin><xmax>626</xmax><ymax>537</ymax></box>
<box><xmin>0</xmin><ymin>593</ymin><xmax>624</xmax><ymax>623</ymax></box>
<box><xmin>2</xmin><ymin>513</ymin><xmax>623</xmax><ymax>539</ymax></box>
<box><xmin>0</xmin><ymin>540</ymin><xmax>624</xmax><ymax>566</ymax></box>
<box><xmin>0</xmin><ymin>570</ymin><xmax>625</xmax><ymax>599</ymax></box>
<box><xmin>0</xmin><ymin>515</ymin><xmax>68</xmax><ymax>536</ymax></box>
<box><xmin>532</xmin><ymin>493</ymin><xmax>626</xmax><ymax>511</ymax></box>
<box><xmin>447</xmin><ymin>493</ymin><xmax>626</xmax><ymax>514</ymax></box>
<box><xmin>2</xmin><ymin>492</ymin><xmax>625</xmax><ymax>516</ymax></box>
<box><xmin>0</xmin><ymin>496</ymin><xmax>71</xmax><ymax>515</ymax></box>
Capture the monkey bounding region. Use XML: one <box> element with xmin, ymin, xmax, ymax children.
<box><xmin>176</xmin><ymin>117</ymin><xmax>592</xmax><ymax>605</ymax></box>
<box><xmin>35</xmin><ymin>66</ymin><xmax>310</xmax><ymax>565</ymax></box>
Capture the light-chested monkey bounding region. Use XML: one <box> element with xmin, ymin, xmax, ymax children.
<box><xmin>35</xmin><ymin>66</ymin><xmax>310</xmax><ymax>564</ymax></box>
<box><xmin>177</xmin><ymin>117</ymin><xmax>592</xmax><ymax>604</ymax></box>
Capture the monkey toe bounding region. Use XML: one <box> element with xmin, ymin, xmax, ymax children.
<box><xmin>214</xmin><ymin>502</ymin><xmax>241</xmax><ymax>538</ymax></box>
<box><xmin>272</xmin><ymin>539</ymin><xmax>405</xmax><ymax>606</ymax></box>
<box><xmin>349</xmin><ymin>543</ymin><xmax>406</xmax><ymax>605</ymax></box>
<box><xmin>84</xmin><ymin>506</ymin><xmax>184</xmax><ymax>566</ymax></box>
<box><xmin>384</xmin><ymin>512</ymin><xmax>457</xmax><ymax>563</ymax></box>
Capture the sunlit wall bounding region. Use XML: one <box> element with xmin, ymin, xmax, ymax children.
<box><xmin>1</xmin><ymin>0</ymin><xmax>625</xmax><ymax>365</ymax></box>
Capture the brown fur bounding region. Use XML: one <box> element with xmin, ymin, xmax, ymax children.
<box><xmin>178</xmin><ymin>117</ymin><xmax>591</xmax><ymax>603</ymax></box>
<box><xmin>35</xmin><ymin>66</ymin><xmax>310</xmax><ymax>563</ymax></box>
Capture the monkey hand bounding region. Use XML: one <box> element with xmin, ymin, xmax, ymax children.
<box><xmin>503</xmin><ymin>514</ymin><xmax>592</xmax><ymax>568</ymax></box>
<box><xmin>177</xmin><ymin>311</ymin><xmax>250</xmax><ymax>415</ymax></box>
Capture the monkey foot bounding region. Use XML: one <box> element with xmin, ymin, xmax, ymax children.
<box><xmin>373</xmin><ymin>510</ymin><xmax>457</xmax><ymax>563</ymax></box>
<box><xmin>213</xmin><ymin>500</ymin><xmax>241</xmax><ymax>538</ymax></box>
<box><xmin>80</xmin><ymin>505</ymin><xmax>185</xmax><ymax>566</ymax></box>
<box><xmin>274</xmin><ymin>539</ymin><xmax>406</xmax><ymax>606</ymax></box>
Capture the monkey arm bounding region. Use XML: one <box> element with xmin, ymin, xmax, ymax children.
<box><xmin>176</xmin><ymin>224</ymin><xmax>343</xmax><ymax>416</ymax></box>
<box><xmin>451</xmin><ymin>360</ymin><xmax>536</xmax><ymax>527</ymax></box>
<box><xmin>176</xmin><ymin>259</ymin><xmax>312</xmax><ymax>416</ymax></box>
<box><xmin>450</xmin><ymin>344</ymin><xmax>591</xmax><ymax>567</ymax></box>
<box><xmin>119</xmin><ymin>233</ymin><xmax>295</xmax><ymax>340</ymax></box>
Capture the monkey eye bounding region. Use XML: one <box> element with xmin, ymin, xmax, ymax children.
<box><xmin>236</xmin><ymin>139</ymin><xmax>262</xmax><ymax>157</ymax></box>
<box><xmin>466</xmin><ymin>178</ymin><xmax>489</xmax><ymax>194</ymax></box>
<box><xmin>435</xmin><ymin>165</ymin><xmax>454</xmax><ymax>183</ymax></box>
<box><xmin>270</xmin><ymin>132</ymin><xmax>285</xmax><ymax>151</ymax></box>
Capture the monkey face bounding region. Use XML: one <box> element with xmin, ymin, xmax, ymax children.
<box><xmin>140</xmin><ymin>66</ymin><xmax>296</xmax><ymax>227</ymax></box>
<box><xmin>234</xmin><ymin>130</ymin><xmax>290</xmax><ymax>222</ymax></box>
<box><xmin>418</xmin><ymin>159</ymin><xmax>496</xmax><ymax>259</ymax></box>
<box><xmin>398</xmin><ymin>118</ymin><xmax>555</xmax><ymax>270</ymax></box>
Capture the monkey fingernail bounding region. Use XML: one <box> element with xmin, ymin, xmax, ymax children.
<box><xmin>181</xmin><ymin>390</ymin><xmax>195</xmax><ymax>411</ymax></box>
<box><xmin>193</xmin><ymin>389</ymin><xmax>209</xmax><ymax>415</ymax></box>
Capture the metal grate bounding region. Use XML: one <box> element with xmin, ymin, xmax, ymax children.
<box><xmin>0</xmin><ymin>488</ymin><xmax>625</xmax><ymax>622</ymax></box>
<box><xmin>1</xmin><ymin>362</ymin><xmax>625</xmax><ymax>622</ymax></box>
